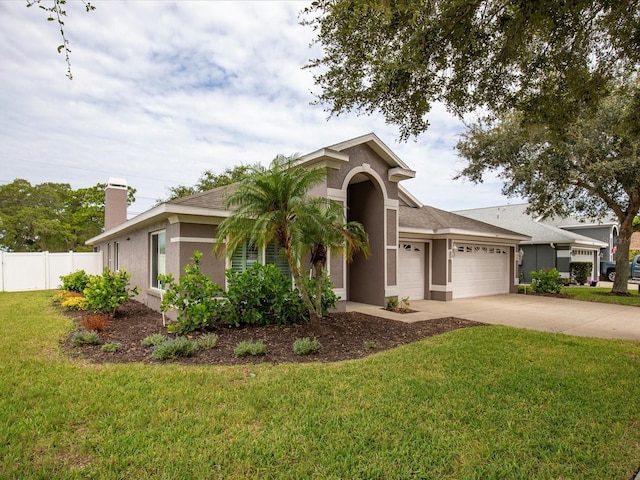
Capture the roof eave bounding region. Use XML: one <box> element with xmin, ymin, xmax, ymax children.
<box><xmin>85</xmin><ymin>204</ymin><xmax>231</xmax><ymax>245</ymax></box>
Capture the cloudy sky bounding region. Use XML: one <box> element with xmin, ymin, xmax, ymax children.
<box><xmin>1</xmin><ymin>0</ymin><xmax>519</xmax><ymax>217</ymax></box>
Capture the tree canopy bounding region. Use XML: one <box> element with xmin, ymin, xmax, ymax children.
<box><xmin>456</xmin><ymin>84</ymin><xmax>640</xmax><ymax>293</ymax></box>
<box><xmin>159</xmin><ymin>164</ymin><xmax>258</xmax><ymax>204</ymax></box>
<box><xmin>0</xmin><ymin>179</ymin><xmax>135</xmax><ymax>252</ymax></box>
<box><xmin>304</xmin><ymin>0</ymin><xmax>640</xmax><ymax>139</ymax></box>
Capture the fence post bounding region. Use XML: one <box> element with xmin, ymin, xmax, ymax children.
<box><xmin>44</xmin><ymin>251</ymin><xmax>50</xmax><ymax>290</ymax></box>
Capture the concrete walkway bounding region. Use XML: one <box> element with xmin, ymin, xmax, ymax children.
<box><xmin>346</xmin><ymin>293</ymin><xmax>640</xmax><ymax>341</ymax></box>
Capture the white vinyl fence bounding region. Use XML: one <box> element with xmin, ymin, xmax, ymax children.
<box><xmin>0</xmin><ymin>251</ymin><xmax>103</xmax><ymax>292</ymax></box>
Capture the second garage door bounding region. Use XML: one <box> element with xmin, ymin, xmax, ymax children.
<box><xmin>398</xmin><ymin>242</ymin><xmax>425</xmax><ymax>300</ymax></box>
<box><xmin>451</xmin><ymin>244</ymin><xmax>510</xmax><ymax>299</ymax></box>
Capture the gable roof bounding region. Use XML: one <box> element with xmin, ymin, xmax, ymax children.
<box><xmin>455</xmin><ymin>204</ymin><xmax>608</xmax><ymax>247</ymax></box>
<box><xmin>399</xmin><ymin>205</ymin><xmax>529</xmax><ymax>240</ymax></box>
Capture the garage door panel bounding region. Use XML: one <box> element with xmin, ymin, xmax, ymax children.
<box><xmin>399</xmin><ymin>243</ymin><xmax>425</xmax><ymax>300</ymax></box>
<box><xmin>452</xmin><ymin>244</ymin><xmax>509</xmax><ymax>299</ymax></box>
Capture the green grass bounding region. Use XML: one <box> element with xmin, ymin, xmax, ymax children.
<box><xmin>2</xmin><ymin>291</ymin><xmax>640</xmax><ymax>479</ymax></box>
<box><xmin>562</xmin><ymin>286</ymin><xmax>640</xmax><ymax>306</ymax></box>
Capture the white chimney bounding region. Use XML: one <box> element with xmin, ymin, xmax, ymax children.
<box><xmin>104</xmin><ymin>177</ymin><xmax>128</xmax><ymax>230</ymax></box>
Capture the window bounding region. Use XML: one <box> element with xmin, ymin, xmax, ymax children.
<box><xmin>231</xmin><ymin>242</ymin><xmax>260</xmax><ymax>273</ymax></box>
<box><xmin>231</xmin><ymin>241</ymin><xmax>291</xmax><ymax>277</ymax></box>
<box><xmin>114</xmin><ymin>241</ymin><xmax>120</xmax><ymax>271</ymax></box>
<box><xmin>151</xmin><ymin>230</ymin><xmax>166</xmax><ymax>289</ymax></box>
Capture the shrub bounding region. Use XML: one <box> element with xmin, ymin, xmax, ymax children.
<box><xmin>293</xmin><ymin>337</ymin><xmax>321</xmax><ymax>355</ymax></box>
<box><xmin>530</xmin><ymin>268</ymin><xmax>563</xmax><ymax>294</ymax></box>
<box><xmin>151</xmin><ymin>337</ymin><xmax>199</xmax><ymax>360</ymax></box>
<box><xmin>141</xmin><ymin>333</ymin><xmax>166</xmax><ymax>347</ymax></box>
<box><xmin>363</xmin><ymin>340</ymin><xmax>378</xmax><ymax>351</ymax></box>
<box><xmin>83</xmin><ymin>268</ymin><xmax>139</xmax><ymax>315</ymax></box>
<box><xmin>72</xmin><ymin>330</ymin><xmax>100</xmax><ymax>346</ymax></box>
<box><xmin>385</xmin><ymin>296</ymin><xmax>399</xmax><ymax>311</ymax></box>
<box><xmin>159</xmin><ymin>251</ymin><xmax>225</xmax><ymax>334</ymax></box>
<box><xmin>225</xmin><ymin>263</ymin><xmax>305</xmax><ymax>327</ymax></box>
<box><xmin>570</xmin><ymin>262</ymin><xmax>593</xmax><ymax>285</ymax></box>
<box><xmin>233</xmin><ymin>340</ymin><xmax>266</xmax><ymax>357</ymax></box>
<box><xmin>101</xmin><ymin>342</ymin><xmax>121</xmax><ymax>353</ymax></box>
<box><xmin>196</xmin><ymin>333</ymin><xmax>219</xmax><ymax>350</ymax></box>
<box><xmin>81</xmin><ymin>314</ymin><xmax>110</xmax><ymax>332</ymax></box>
<box><xmin>60</xmin><ymin>270</ymin><xmax>91</xmax><ymax>293</ymax></box>
<box><xmin>60</xmin><ymin>293</ymin><xmax>86</xmax><ymax>311</ymax></box>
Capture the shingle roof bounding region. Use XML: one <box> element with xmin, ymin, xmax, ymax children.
<box><xmin>399</xmin><ymin>205</ymin><xmax>527</xmax><ymax>238</ymax></box>
<box><xmin>167</xmin><ymin>184</ymin><xmax>235</xmax><ymax>210</ymax></box>
<box><xmin>455</xmin><ymin>204</ymin><xmax>608</xmax><ymax>246</ymax></box>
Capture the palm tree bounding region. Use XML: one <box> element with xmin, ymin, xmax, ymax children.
<box><xmin>302</xmin><ymin>198</ymin><xmax>369</xmax><ymax>316</ymax></box>
<box><xmin>215</xmin><ymin>154</ymin><xmax>329</xmax><ymax>320</ymax></box>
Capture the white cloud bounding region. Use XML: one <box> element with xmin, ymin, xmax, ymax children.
<box><xmin>0</xmin><ymin>0</ymin><xmax>520</xmax><ymax>216</ymax></box>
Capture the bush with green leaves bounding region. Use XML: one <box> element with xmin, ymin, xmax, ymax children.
<box><xmin>570</xmin><ymin>262</ymin><xmax>593</xmax><ymax>285</ymax></box>
<box><xmin>72</xmin><ymin>330</ymin><xmax>100</xmax><ymax>346</ymax></box>
<box><xmin>530</xmin><ymin>268</ymin><xmax>563</xmax><ymax>294</ymax></box>
<box><xmin>101</xmin><ymin>342</ymin><xmax>121</xmax><ymax>353</ymax></box>
<box><xmin>83</xmin><ymin>268</ymin><xmax>139</xmax><ymax>315</ymax></box>
<box><xmin>225</xmin><ymin>263</ymin><xmax>305</xmax><ymax>327</ymax></box>
<box><xmin>293</xmin><ymin>337</ymin><xmax>321</xmax><ymax>355</ymax></box>
<box><xmin>158</xmin><ymin>251</ymin><xmax>225</xmax><ymax>334</ymax></box>
<box><xmin>233</xmin><ymin>340</ymin><xmax>266</xmax><ymax>357</ymax></box>
<box><xmin>60</xmin><ymin>270</ymin><xmax>91</xmax><ymax>293</ymax></box>
<box><xmin>151</xmin><ymin>337</ymin><xmax>199</xmax><ymax>361</ymax></box>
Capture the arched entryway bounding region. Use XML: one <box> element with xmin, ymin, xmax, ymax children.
<box><xmin>346</xmin><ymin>174</ymin><xmax>385</xmax><ymax>305</ymax></box>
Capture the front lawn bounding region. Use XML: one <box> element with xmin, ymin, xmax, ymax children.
<box><xmin>1</xmin><ymin>291</ymin><xmax>640</xmax><ymax>479</ymax></box>
<box><xmin>562</xmin><ymin>286</ymin><xmax>640</xmax><ymax>306</ymax></box>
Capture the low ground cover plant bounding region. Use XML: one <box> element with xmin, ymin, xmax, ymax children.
<box><xmin>151</xmin><ymin>336</ymin><xmax>199</xmax><ymax>361</ymax></box>
<box><xmin>71</xmin><ymin>329</ymin><xmax>100</xmax><ymax>346</ymax></box>
<box><xmin>293</xmin><ymin>337</ymin><xmax>321</xmax><ymax>355</ymax></box>
<box><xmin>233</xmin><ymin>340</ymin><xmax>266</xmax><ymax>357</ymax></box>
<box><xmin>101</xmin><ymin>342</ymin><xmax>121</xmax><ymax>353</ymax></box>
<box><xmin>141</xmin><ymin>333</ymin><xmax>166</xmax><ymax>347</ymax></box>
<box><xmin>196</xmin><ymin>333</ymin><xmax>219</xmax><ymax>350</ymax></box>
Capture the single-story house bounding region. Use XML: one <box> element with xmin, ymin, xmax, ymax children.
<box><xmin>87</xmin><ymin>133</ymin><xmax>529</xmax><ymax>312</ymax></box>
<box><xmin>455</xmin><ymin>204</ymin><xmax>610</xmax><ymax>282</ymax></box>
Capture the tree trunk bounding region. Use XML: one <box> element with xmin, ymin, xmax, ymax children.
<box><xmin>285</xmin><ymin>244</ymin><xmax>319</xmax><ymax>321</ymax></box>
<box><xmin>612</xmin><ymin>212</ymin><xmax>635</xmax><ymax>294</ymax></box>
<box><xmin>313</xmin><ymin>262</ymin><xmax>324</xmax><ymax>316</ymax></box>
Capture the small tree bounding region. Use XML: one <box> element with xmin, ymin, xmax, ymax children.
<box><xmin>82</xmin><ymin>269</ymin><xmax>138</xmax><ymax>316</ymax></box>
<box><xmin>158</xmin><ymin>251</ymin><xmax>224</xmax><ymax>334</ymax></box>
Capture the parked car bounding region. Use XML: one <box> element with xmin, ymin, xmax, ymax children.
<box><xmin>600</xmin><ymin>255</ymin><xmax>640</xmax><ymax>281</ymax></box>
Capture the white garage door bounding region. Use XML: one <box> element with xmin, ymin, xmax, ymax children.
<box><xmin>398</xmin><ymin>242</ymin><xmax>425</xmax><ymax>300</ymax></box>
<box><xmin>451</xmin><ymin>244</ymin><xmax>510</xmax><ymax>299</ymax></box>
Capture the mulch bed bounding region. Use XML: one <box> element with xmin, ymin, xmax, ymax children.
<box><xmin>61</xmin><ymin>300</ymin><xmax>485</xmax><ymax>365</ymax></box>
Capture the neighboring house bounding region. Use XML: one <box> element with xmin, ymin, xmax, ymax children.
<box><xmin>632</xmin><ymin>232</ymin><xmax>640</xmax><ymax>250</ymax></box>
<box><xmin>455</xmin><ymin>204</ymin><xmax>609</xmax><ymax>282</ymax></box>
<box><xmin>87</xmin><ymin>133</ymin><xmax>528</xmax><ymax>312</ymax></box>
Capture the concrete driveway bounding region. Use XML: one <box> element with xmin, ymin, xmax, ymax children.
<box><xmin>346</xmin><ymin>293</ymin><xmax>640</xmax><ymax>341</ymax></box>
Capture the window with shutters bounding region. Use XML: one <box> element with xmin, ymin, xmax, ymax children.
<box><xmin>231</xmin><ymin>241</ymin><xmax>290</xmax><ymax>277</ymax></box>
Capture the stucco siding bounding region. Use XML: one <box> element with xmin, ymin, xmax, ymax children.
<box><xmin>327</xmin><ymin>144</ymin><xmax>399</xmax><ymax>200</ymax></box>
